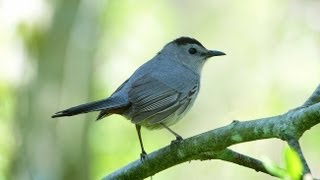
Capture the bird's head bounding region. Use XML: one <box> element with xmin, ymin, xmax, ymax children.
<box><xmin>160</xmin><ymin>37</ymin><xmax>225</xmax><ymax>73</ymax></box>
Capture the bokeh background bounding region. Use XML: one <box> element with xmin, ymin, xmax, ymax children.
<box><xmin>0</xmin><ymin>0</ymin><xmax>319</xmax><ymax>179</ymax></box>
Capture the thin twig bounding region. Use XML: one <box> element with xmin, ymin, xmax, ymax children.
<box><xmin>195</xmin><ymin>148</ymin><xmax>281</xmax><ymax>177</ymax></box>
<box><xmin>287</xmin><ymin>138</ymin><xmax>311</xmax><ymax>175</ymax></box>
<box><xmin>304</xmin><ymin>84</ymin><xmax>320</xmax><ymax>107</ymax></box>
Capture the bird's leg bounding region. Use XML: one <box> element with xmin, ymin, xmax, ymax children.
<box><xmin>135</xmin><ymin>124</ymin><xmax>147</xmax><ymax>161</ymax></box>
<box><xmin>160</xmin><ymin>123</ymin><xmax>183</xmax><ymax>144</ymax></box>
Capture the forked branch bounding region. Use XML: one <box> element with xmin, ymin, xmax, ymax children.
<box><xmin>103</xmin><ymin>84</ymin><xmax>320</xmax><ymax>180</ymax></box>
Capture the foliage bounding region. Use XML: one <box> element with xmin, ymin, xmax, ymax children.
<box><xmin>263</xmin><ymin>145</ymin><xmax>303</xmax><ymax>180</ymax></box>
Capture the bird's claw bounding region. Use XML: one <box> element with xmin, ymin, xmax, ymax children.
<box><xmin>140</xmin><ymin>151</ymin><xmax>147</xmax><ymax>162</ymax></box>
<box><xmin>171</xmin><ymin>135</ymin><xmax>183</xmax><ymax>145</ymax></box>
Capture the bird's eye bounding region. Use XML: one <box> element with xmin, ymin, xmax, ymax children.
<box><xmin>188</xmin><ymin>48</ymin><xmax>197</xmax><ymax>54</ymax></box>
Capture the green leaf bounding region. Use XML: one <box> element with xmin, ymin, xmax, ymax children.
<box><xmin>262</xmin><ymin>157</ymin><xmax>287</xmax><ymax>178</ymax></box>
<box><xmin>284</xmin><ymin>145</ymin><xmax>303</xmax><ymax>180</ymax></box>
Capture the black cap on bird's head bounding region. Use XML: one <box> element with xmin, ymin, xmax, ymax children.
<box><xmin>172</xmin><ymin>37</ymin><xmax>205</xmax><ymax>48</ymax></box>
<box><xmin>172</xmin><ymin>36</ymin><xmax>226</xmax><ymax>57</ymax></box>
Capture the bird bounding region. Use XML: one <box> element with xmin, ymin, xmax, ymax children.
<box><xmin>51</xmin><ymin>36</ymin><xmax>225</xmax><ymax>159</ymax></box>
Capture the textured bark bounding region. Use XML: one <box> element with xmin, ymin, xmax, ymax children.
<box><xmin>103</xmin><ymin>84</ymin><xmax>320</xmax><ymax>180</ymax></box>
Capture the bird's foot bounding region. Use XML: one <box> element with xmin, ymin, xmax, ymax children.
<box><xmin>171</xmin><ymin>135</ymin><xmax>183</xmax><ymax>145</ymax></box>
<box><xmin>140</xmin><ymin>150</ymin><xmax>147</xmax><ymax>162</ymax></box>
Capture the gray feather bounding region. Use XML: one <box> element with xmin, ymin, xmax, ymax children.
<box><xmin>128</xmin><ymin>75</ymin><xmax>182</xmax><ymax>123</ymax></box>
<box><xmin>148</xmin><ymin>101</ymin><xmax>181</xmax><ymax>124</ymax></box>
<box><xmin>52</xmin><ymin>96</ymin><xmax>128</xmax><ymax>118</ymax></box>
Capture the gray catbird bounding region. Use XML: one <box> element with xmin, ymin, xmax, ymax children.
<box><xmin>52</xmin><ymin>37</ymin><xmax>225</xmax><ymax>159</ymax></box>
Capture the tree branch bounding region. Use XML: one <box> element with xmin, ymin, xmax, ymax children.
<box><xmin>304</xmin><ymin>84</ymin><xmax>320</xmax><ymax>107</ymax></box>
<box><xmin>102</xmin><ymin>84</ymin><xmax>320</xmax><ymax>180</ymax></box>
<box><xmin>286</xmin><ymin>138</ymin><xmax>311</xmax><ymax>175</ymax></box>
<box><xmin>195</xmin><ymin>148</ymin><xmax>280</xmax><ymax>177</ymax></box>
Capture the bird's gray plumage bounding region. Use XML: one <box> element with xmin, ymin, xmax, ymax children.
<box><xmin>52</xmin><ymin>37</ymin><xmax>225</xmax><ymax>157</ymax></box>
<box><xmin>52</xmin><ymin>37</ymin><xmax>225</xmax><ymax>129</ymax></box>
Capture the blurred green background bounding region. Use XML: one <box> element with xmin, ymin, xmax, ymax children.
<box><xmin>0</xmin><ymin>0</ymin><xmax>319</xmax><ymax>179</ymax></box>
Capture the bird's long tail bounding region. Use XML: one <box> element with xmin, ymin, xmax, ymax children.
<box><xmin>51</xmin><ymin>97</ymin><xmax>129</xmax><ymax>118</ymax></box>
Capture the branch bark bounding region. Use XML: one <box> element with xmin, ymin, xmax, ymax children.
<box><xmin>103</xmin><ymin>84</ymin><xmax>320</xmax><ymax>180</ymax></box>
<box><xmin>196</xmin><ymin>148</ymin><xmax>280</xmax><ymax>177</ymax></box>
<box><xmin>286</xmin><ymin>138</ymin><xmax>311</xmax><ymax>175</ymax></box>
<box><xmin>304</xmin><ymin>84</ymin><xmax>320</xmax><ymax>107</ymax></box>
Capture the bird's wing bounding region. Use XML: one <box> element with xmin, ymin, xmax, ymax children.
<box><xmin>147</xmin><ymin>84</ymin><xmax>199</xmax><ymax>125</ymax></box>
<box><xmin>128</xmin><ymin>74</ymin><xmax>197</xmax><ymax>124</ymax></box>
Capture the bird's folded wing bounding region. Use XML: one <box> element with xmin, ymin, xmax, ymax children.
<box><xmin>128</xmin><ymin>74</ymin><xmax>185</xmax><ymax>123</ymax></box>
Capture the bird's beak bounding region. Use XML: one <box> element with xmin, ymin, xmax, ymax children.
<box><xmin>205</xmin><ymin>50</ymin><xmax>226</xmax><ymax>58</ymax></box>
